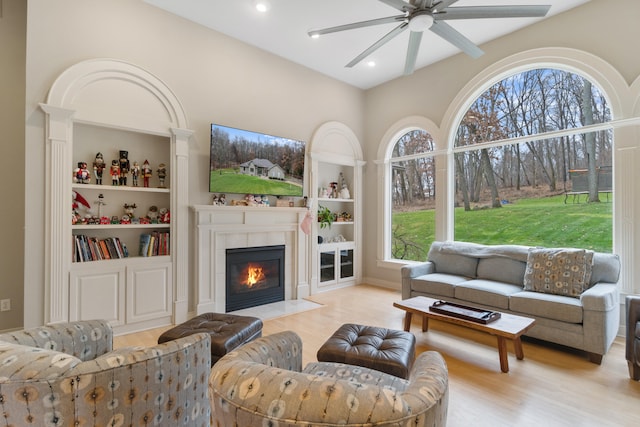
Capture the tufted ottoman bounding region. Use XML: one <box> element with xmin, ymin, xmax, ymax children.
<box><xmin>317</xmin><ymin>323</ymin><xmax>416</xmax><ymax>379</ymax></box>
<box><xmin>158</xmin><ymin>313</ymin><xmax>263</xmax><ymax>365</ymax></box>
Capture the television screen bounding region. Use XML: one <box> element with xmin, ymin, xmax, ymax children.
<box><xmin>209</xmin><ymin>124</ymin><xmax>306</xmax><ymax>197</ymax></box>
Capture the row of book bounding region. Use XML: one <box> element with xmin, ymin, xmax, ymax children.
<box><xmin>73</xmin><ymin>235</ymin><xmax>129</xmax><ymax>262</ymax></box>
<box><xmin>139</xmin><ymin>231</ymin><xmax>170</xmax><ymax>257</ymax></box>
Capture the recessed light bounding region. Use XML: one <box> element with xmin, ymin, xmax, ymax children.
<box><xmin>253</xmin><ymin>0</ymin><xmax>271</xmax><ymax>13</ymax></box>
<box><xmin>367</xmin><ymin>61</ymin><xmax>376</xmax><ymax>67</ymax></box>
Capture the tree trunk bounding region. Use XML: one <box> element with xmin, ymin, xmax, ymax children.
<box><xmin>481</xmin><ymin>149</ymin><xmax>502</xmax><ymax>208</ymax></box>
<box><xmin>582</xmin><ymin>79</ymin><xmax>600</xmax><ymax>202</ymax></box>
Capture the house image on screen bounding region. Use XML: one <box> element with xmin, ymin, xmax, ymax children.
<box><xmin>239</xmin><ymin>158</ymin><xmax>285</xmax><ymax>180</ymax></box>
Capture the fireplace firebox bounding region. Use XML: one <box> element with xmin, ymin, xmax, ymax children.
<box><xmin>225</xmin><ymin>245</ymin><xmax>285</xmax><ymax>312</ymax></box>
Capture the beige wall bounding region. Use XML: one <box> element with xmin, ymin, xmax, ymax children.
<box><xmin>362</xmin><ymin>0</ymin><xmax>640</xmax><ymax>287</ymax></box>
<box><xmin>0</xmin><ymin>0</ymin><xmax>26</xmax><ymax>330</ymax></box>
<box><xmin>23</xmin><ymin>0</ymin><xmax>364</xmax><ymax>327</ymax></box>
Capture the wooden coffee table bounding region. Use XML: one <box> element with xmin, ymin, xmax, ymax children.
<box><xmin>393</xmin><ymin>296</ymin><xmax>535</xmax><ymax>373</ymax></box>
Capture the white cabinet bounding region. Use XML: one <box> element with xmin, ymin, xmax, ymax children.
<box><xmin>41</xmin><ymin>59</ymin><xmax>192</xmax><ymax>333</ymax></box>
<box><xmin>309</xmin><ymin>122</ymin><xmax>364</xmax><ymax>292</ymax></box>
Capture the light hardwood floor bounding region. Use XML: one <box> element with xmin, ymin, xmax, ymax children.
<box><xmin>115</xmin><ymin>284</ymin><xmax>640</xmax><ymax>427</ymax></box>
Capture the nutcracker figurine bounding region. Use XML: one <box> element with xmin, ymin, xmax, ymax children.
<box><xmin>142</xmin><ymin>159</ymin><xmax>152</xmax><ymax>188</ymax></box>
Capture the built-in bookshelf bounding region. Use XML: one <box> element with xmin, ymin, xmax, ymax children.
<box><xmin>41</xmin><ymin>59</ymin><xmax>193</xmax><ymax>332</ymax></box>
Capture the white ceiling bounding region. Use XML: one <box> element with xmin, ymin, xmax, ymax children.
<box><xmin>144</xmin><ymin>0</ymin><xmax>590</xmax><ymax>89</ymax></box>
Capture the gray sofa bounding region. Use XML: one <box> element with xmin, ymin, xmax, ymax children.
<box><xmin>401</xmin><ymin>241</ymin><xmax>621</xmax><ymax>364</ymax></box>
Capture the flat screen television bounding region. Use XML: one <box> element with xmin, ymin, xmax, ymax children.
<box><xmin>209</xmin><ymin>123</ymin><xmax>306</xmax><ymax>197</ymax></box>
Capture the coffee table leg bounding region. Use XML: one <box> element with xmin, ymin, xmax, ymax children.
<box><xmin>497</xmin><ymin>336</ymin><xmax>509</xmax><ymax>373</ymax></box>
<box><xmin>513</xmin><ymin>337</ymin><xmax>525</xmax><ymax>360</ymax></box>
<box><xmin>422</xmin><ymin>315</ymin><xmax>429</xmax><ymax>332</ymax></box>
<box><xmin>403</xmin><ymin>312</ymin><xmax>413</xmax><ymax>331</ymax></box>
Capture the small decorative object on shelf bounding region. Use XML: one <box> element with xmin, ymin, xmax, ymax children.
<box><xmin>95</xmin><ymin>193</ymin><xmax>106</xmax><ymax>218</ymax></box>
<box><xmin>318</xmin><ymin>205</ymin><xmax>334</xmax><ymax>229</ymax></box>
<box><xmin>142</xmin><ymin>159</ymin><xmax>152</xmax><ymax>187</ymax></box>
<box><xmin>118</xmin><ymin>150</ymin><xmax>130</xmax><ymax>186</ymax></box>
<box><xmin>157</xmin><ymin>163</ymin><xmax>167</xmax><ymax>188</ymax></box>
<box><xmin>74</xmin><ymin>161</ymin><xmax>91</xmax><ymax>184</ymax></box>
<box><xmin>93</xmin><ymin>152</ymin><xmax>105</xmax><ymax>185</ymax></box>
<box><xmin>339</xmin><ymin>172</ymin><xmax>350</xmax><ymax>199</ymax></box>
<box><xmin>72</xmin><ymin>190</ymin><xmax>91</xmax><ymax>225</ymax></box>
<box><xmin>329</xmin><ymin>182</ymin><xmax>338</xmax><ymax>198</ymax></box>
<box><xmin>159</xmin><ymin>207</ymin><xmax>170</xmax><ymax>224</ymax></box>
<box><xmin>110</xmin><ymin>160</ymin><xmax>120</xmax><ymax>185</ymax></box>
<box><xmin>131</xmin><ymin>161</ymin><xmax>140</xmax><ymax>186</ymax></box>
<box><xmin>147</xmin><ymin>205</ymin><xmax>159</xmax><ymax>223</ymax></box>
<box><xmin>123</xmin><ymin>203</ymin><xmax>137</xmax><ymax>219</ymax></box>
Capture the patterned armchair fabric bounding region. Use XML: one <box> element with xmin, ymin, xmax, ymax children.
<box><xmin>0</xmin><ymin>320</ymin><xmax>212</xmax><ymax>426</ymax></box>
<box><xmin>209</xmin><ymin>330</ymin><xmax>449</xmax><ymax>426</ymax></box>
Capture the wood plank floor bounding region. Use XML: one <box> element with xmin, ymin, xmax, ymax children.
<box><xmin>115</xmin><ymin>284</ymin><xmax>640</xmax><ymax>427</ymax></box>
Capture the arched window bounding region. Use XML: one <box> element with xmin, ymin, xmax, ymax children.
<box><xmin>389</xmin><ymin>129</ymin><xmax>437</xmax><ymax>261</ymax></box>
<box><xmin>453</xmin><ymin>68</ymin><xmax>613</xmax><ymax>251</ymax></box>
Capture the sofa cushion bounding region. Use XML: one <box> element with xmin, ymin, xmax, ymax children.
<box><xmin>477</xmin><ymin>257</ymin><xmax>526</xmax><ymax>286</ymax></box>
<box><xmin>523</xmin><ymin>248</ymin><xmax>593</xmax><ymax>298</ymax></box>
<box><xmin>411</xmin><ymin>273</ymin><xmax>470</xmax><ymax>298</ymax></box>
<box><xmin>428</xmin><ymin>242</ymin><xmax>478</xmax><ymax>277</ymax></box>
<box><xmin>510</xmin><ymin>291</ymin><xmax>583</xmax><ymax>324</ymax></box>
<box><xmin>454</xmin><ymin>279</ymin><xmax>523</xmax><ymax>310</ymax></box>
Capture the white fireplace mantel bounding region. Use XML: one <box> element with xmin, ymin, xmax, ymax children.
<box><xmin>193</xmin><ymin>205</ymin><xmax>310</xmax><ymax>313</ymax></box>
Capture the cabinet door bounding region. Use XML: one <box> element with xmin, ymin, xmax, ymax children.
<box><xmin>70</xmin><ymin>267</ymin><xmax>125</xmax><ymax>325</ymax></box>
<box><xmin>339</xmin><ymin>248</ymin><xmax>354</xmax><ymax>280</ymax></box>
<box><xmin>126</xmin><ymin>262</ymin><xmax>173</xmax><ymax>323</ymax></box>
<box><xmin>319</xmin><ymin>249</ymin><xmax>337</xmax><ymax>286</ymax></box>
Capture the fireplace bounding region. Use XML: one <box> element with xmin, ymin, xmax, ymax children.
<box><xmin>225</xmin><ymin>245</ymin><xmax>285</xmax><ymax>312</ymax></box>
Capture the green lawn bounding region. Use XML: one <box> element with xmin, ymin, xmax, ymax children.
<box><xmin>210</xmin><ymin>169</ymin><xmax>302</xmax><ymax>196</ymax></box>
<box><xmin>392</xmin><ymin>194</ymin><xmax>613</xmax><ymax>260</ymax></box>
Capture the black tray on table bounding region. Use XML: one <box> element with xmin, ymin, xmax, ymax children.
<box><xmin>429</xmin><ymin>300</ymin><xmax>501</xmax><ymax>324</ymax></box>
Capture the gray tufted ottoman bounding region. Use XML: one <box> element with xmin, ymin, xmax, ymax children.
<box><xmin>158</xmin><ymin>312</ymin><xmax>263</xmax><ymax>365</ymax></box>
<box><xmin>317</xmin><ymin>323</ymin><xmax>416</xmax><ymax>379</ymax></box>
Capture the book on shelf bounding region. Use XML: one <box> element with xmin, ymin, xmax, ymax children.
<box><xmin>139</xmin><ymin>231</ymin><xmax>170</xmax><ymax>257</ymax></box>
<box><xmin>72</xmin><ymin>235</ymin><xmax>128</xmax><ymax>262</ymax></box>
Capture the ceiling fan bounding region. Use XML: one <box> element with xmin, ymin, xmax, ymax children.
<box><xmin>308</xmin><ymin>0</ymin><xmax>551</xmax><ymax>75</ymax></box>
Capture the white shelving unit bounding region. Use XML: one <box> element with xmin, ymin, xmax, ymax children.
<box><xmin>40</xmin><ymin>59</ymin><xmax>193</xmax><ymax>333</ymax></box>
<box><xmin>309</xmin><ymin>122</ymin><xmax>364</xmax><ymax>292</ymax></box>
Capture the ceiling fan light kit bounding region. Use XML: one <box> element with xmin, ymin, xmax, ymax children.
<box><xmin>309</xmin><ymin>0</ymin><xmax>551</xmax><ymax>75</ymax></box>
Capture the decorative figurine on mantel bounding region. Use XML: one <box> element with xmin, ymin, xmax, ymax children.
<box><xmin>93</xmin><ymin>152</ymin><xmax>105</xmax><ymax>185</ymax></box>
<box><xmin>142</xmin><ymin>160</ymin><xmax>152</xmax><ymax>187</ymax></box>
<box><xmin>118</xmin><ymin>150</ymin><xmax>130</xmax><ymax>186</ymax></box>
<box><xmin>74</xmin><ymin>162</ymin><xmax>91</xmax><ymax>184</ymax></box>
<box><xmin>131</xmin><ymin>161</ymin><xmax>141</xmax><ymax>187</ymax></box>
<box><xmin>110</xmin><ymin>160</ymin><xmax>120</xmax><ymax>185</ymax></box>
<box><xmin>157</xmin><ymin>163</ymin><xmax>167</xmax><ymax>188</ymax></box>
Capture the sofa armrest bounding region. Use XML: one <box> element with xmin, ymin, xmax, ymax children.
<box><xmin>626</xmin><ymin>296</ymin><xmax>640</xmax><ymax>363</ymax></box>
<box><xmin>401</xmin><ymin>262</ymin><xmax>435</xmax><ymax>299</ymax></box>
<box><xmin>0</xmin><ymin>319</ymin><xmax>113</xmax><ymax>361</ymax></box>
<box><xmin>580</xmin><ymin>283</ymin><xmax>619</xmax><ymax>311</ymax></box>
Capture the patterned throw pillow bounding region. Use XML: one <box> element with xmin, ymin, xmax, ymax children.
<box><xmin>523</xmin><ymin>248</ymin><xmax>594</xmax><ymax>298</ymax></box>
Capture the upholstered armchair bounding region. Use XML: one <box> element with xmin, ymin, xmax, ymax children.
<box><xmin>0</xmin><ymin>320</ymin><xmax>212</xmax><ymax>426</ymax></box>
<box><xmin>209</xmin><ymin>330</ymin><xmax>449</xmax><ymax>426</ymax></box>
<box><xmin>627</xmin><ymin>296</ymin><xmax>640</xmax><ymax>380</ymax></box>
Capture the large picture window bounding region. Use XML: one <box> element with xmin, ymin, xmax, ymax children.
<box><xmin>453</xmin><ymin>68</ymin><xmax>613</xmax><ymax>251</ymax></box>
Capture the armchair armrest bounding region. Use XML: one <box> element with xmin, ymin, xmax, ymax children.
<box><xmin>626</xmin><ymin>296</ymin><xmax>640</xmax><ymax>364</ymax></box>
<box><xmin>0</xmin><ymin>343</ymin><xmax>81</xmax><ymax>381</ymax></box>
<box><xmin>223</xmin><ymin>330</ymin><xmax>302</xmax><ymax>372</ymax></box>
<box><xmin>0</xmin><ymin>319</ymin><xmax>112</xmax><ymax>361</ymax></box>
<box><xmin>403</xmin><ymin>351</ymin><xmax>449</xmax><ymax>416</ymax></box>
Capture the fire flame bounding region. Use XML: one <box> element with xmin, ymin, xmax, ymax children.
<box><xmin>244</xmin><ymin>264</ymin><xmax>266</xmax><ymax>287</ymax></box>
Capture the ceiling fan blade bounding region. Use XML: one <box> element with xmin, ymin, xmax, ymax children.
<box><xmin>378</xmin><ymin>0</ymin><xmax>416</xmax><ymax>12</ymax></box>
<box><xmin>346</xmin><ymin>23</ymin><xmax>409</xmax><ymax>68</ymax></box>
<box><xmin>404</xmin><ymin>31</ymin><xmax>424</xmax><ymax>75</ymax></box>
<box><xmin>308</xmin><ymin>15</ymin><xmax>405</xmax><ymax>37</ymax></box>
<box><xmin>429</xmin><ymin>20</ymin><xmax>484</xmax><ymax>58</ymax></box>
<box><xmin>432</xmin><ymin>0</ymin><xmax>459</xmax><ymax>11</ymax></box>
<box><xmin>436</xmin><ymin>5</ymin><xmax>551</xmax><ymax>20</ymax></box>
